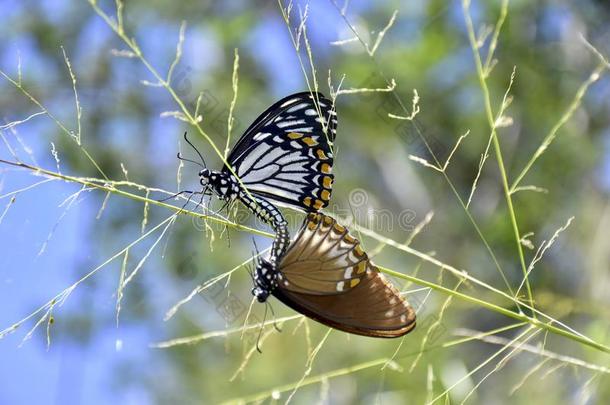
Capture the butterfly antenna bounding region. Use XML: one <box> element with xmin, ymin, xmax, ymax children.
<box><xmin>183</xmin><ymin>131</ymin><xmax>207</xmax><ymax>168</ymax></box>
<box><xmin>256</xmin><ymin>303</ymin><xmax>268</xmax><ymax>354</ymax></box>
<box><xmin>176</xmin><ymin>152</ymin><xmax>205</xmax><ymax>168</ymax></box>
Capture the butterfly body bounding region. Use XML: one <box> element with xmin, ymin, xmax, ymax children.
<box><xmin>252</xmin><ymin>258</ymin><xmax>278</xmax><ymax>303</ymax></box>
<box><xmin>252</xmin><ymin>213</ymin><xmax>416</xmax><ymax>338</ymax></box>
<box><xmin>195</xmin><ymin>92</ymin><xmax>337</xmax><ymax>261</ymax></box>
<box><xmin>199</xmin><ymin>169</ymin><xmax>239</xmax><ymax>202</ymax></box>
<box><xmin>199</xmin><ymin>168</ymin><xmax>290</xmax><ymax>259</ymax></box>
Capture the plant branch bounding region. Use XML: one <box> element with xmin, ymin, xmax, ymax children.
<box><xmin>462</xmin><ymin>0</ymin><xmax>534</xmax><ymax>313</ymax></box>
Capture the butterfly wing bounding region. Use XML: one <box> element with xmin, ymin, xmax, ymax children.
<box><xmin>273</xmin><ymin>213</ymin><xmax>416</xmax><ymax>338</ymax></box>
<box><xmin>223</xmin><ymin>92</ymin><xmax>337</xmax><ymax>212</ymax></box>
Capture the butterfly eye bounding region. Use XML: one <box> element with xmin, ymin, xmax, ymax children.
<box><xmin>260</xmin><ymin>291</ymin><xmax>269</xmax><ymax>303</ymax></box>
<box><xmin>252</xmin><ymin>287</ymin><xmax>269</xmax><ymax>303</ymax></box>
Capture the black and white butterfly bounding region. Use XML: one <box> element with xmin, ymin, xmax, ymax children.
<box><xmin>185</xmin><ymin>92</ymin><xmax>337</xmax><ymax>260</ymax></box>
<box><xmin>251</xmin><ymin>213</ymin><xmax>416</xmax><ymax>338</ymax></box>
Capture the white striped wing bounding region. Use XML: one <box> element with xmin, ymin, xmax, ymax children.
<box><xmin>224</xmin><ymin>92</ymin><xmax>337</xmax><ymax>211</ymax></box>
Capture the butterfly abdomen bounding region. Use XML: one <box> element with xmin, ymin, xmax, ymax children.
<box><xmin>238</xmin><ymin>188</ymin><xmax>291</xmax><ymax>260</ymax></box>
<box><xmin>267</xmin><ymin>213</ymin><xmax>417</xmax><ymax>338</ymax></box>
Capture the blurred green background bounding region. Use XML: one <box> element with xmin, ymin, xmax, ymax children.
<box><xmin>1</xmin><ymin>0</ymin><xmax>610</xmax><ymax>403</ymax></box>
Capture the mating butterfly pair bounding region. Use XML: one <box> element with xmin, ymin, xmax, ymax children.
<box><xmin>187</xmin><ymin>91</ymin><xmax>415</xmax><ymax>338</ymax></box>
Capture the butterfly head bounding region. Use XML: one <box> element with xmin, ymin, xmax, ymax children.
<box><xmin>251</xmin><ymin>286</ymin><xmax>270</xmax><ymax>303</ymax></box>
<box><xmin>252</xmin><ymin>258</ymin><xmax>278</xmax><ymax>303</ymax></box>
<box><xmin>198</xmin><ymin>169</ymin><xmax>236</xmax><ymax>199</ymax></box>
<box><xmin>198</xmin><ymin>168</ymin><xmax>211</xmax><ymax>184</ymax></box>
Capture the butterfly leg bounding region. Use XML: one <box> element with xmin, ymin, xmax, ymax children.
<box><xmin>255</xmin><ymin>303</ymin><xmax>269</xmax><ymax>354</ymax></box>
<box><xmin>266</xmin><ymin>301</ymin><xmax>282</xmax><ymax>333</ymax></box>
<box><xmin>220</xmin><ymin>201</ymin><xmax>238</xmax><ymax>248</ymax></box>
<box><xmin>269</xmin><ymin>221</ymin><xmax>290</xmax><ymax>264</ymax></box>
<box><xmin>176</xmin><ymin>191</ymin><xmax>204</xmax><ymax>214</ymax></box>
<box><xmin>157</xmin><ymin>190</ymin><xmax>195</xmax><ymax>203</ymax></box>
<box><xmin>197</xmin><ymin>188</ymin><xmax>207</xmax><ymax>212</ymax></box>
<box><xmin>224</xmin><ymin>222</ymin><xmax>231</xmax><ymax>249</ymax></box>
<box><xmin>213</xmin><ymin>200</ymin><xmax>230</xmax><ymax>216</ymax></box>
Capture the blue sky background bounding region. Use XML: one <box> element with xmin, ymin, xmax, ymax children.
<box><xmin>1</xmin><ymin>0</ymin><xmax>610</xmax><ymax>404</ymax></box>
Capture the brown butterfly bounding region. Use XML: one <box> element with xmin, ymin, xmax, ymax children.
<box><xmin>252</xmin><ymin>213</ymin><xmax>416</xmax><ymax>338</ymax></box>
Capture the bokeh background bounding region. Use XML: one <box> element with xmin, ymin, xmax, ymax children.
<box><xmin>1</xmin><ymin>0</ymin><xmax>610</xmax><ymax>404</ymax></box>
